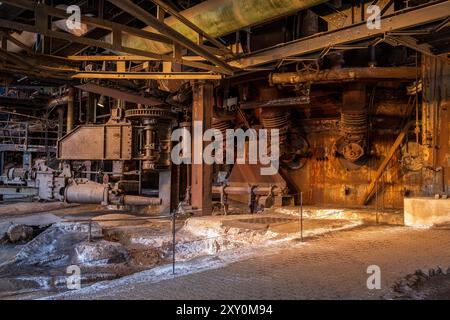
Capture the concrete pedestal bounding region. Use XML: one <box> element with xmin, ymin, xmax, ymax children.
<box><xmin>404</xmin><ymin>197</ymin><xmax>450</xmax><ymax>226</ymax></box>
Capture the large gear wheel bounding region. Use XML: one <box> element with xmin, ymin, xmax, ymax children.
<box><xmin>125</xmin><ymin>107</ymin><xmax>176</xmax><ymax>120</ymax></box>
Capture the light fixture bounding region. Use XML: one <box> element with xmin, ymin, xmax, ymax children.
<box><xmin>97</xmin><ymin>95</ymin><xmax>106</xmax><ymax>108</ymax></box>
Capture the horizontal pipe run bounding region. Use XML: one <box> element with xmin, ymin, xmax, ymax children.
<box><xmin>269</xmin><ymin>67</ymin><xmax>419</xmax><ymax>85</ymax></box>
<box><xmin>123</xmin><ymin>195</ymin><xmax>162</xmax><ymax>206</ymax></box>
<box><xmin>212</xmin><ymin>185</ymin><xmax>285</xmax><ymax>196</ymax></box>
<box><xmin>64</xmin><ymin>182</ymin><xmax>161</xmax><ymax>206</ymax></box>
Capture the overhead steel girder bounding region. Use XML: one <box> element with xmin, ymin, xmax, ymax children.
<box><xmin>72</xmin><ymin>72</ymin><xmax>223</xmax><ymax>80</ymax></box>
<box><xmin>230</xmin><ymin>0</ymin><xmax>450</xmax><ymax>69</ymax></box>
<box><xmin>75</xmin><ymin>83</ymin><xmax>163</xmax><ymax>106</ymax></box>
<box><xmin>0</xmin><ymin>0</ymin><xmax>225</xmax><ymax>74</ymax></box>
<box><xmin>149</xmin><ymin>0</ymin><xmax>232</xmax><ymax>56</ymax></box>
<box><xmin>0</xmin><ymin>0</ymin><xmax>172</xmax><ymax>44</ymax></box>
<box><xmin>121</xmin><ymin>0</ymin><xmax>328</xmax><ymax>57</ymax></box>
<box><xmin>106</xmin><ymin>0</ymin><xmax>234</xmax><ymax>75</ymax></box>
<box><xmin>384</xmin><ymin>35</ymin><xmax>441</xmax><ymax>59</ymax></box>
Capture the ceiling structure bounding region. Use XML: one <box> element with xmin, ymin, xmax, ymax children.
<box><xmin>0</xmin><ymin>0</ymin><xmax>447</xmax><ymax>88</ymax></box>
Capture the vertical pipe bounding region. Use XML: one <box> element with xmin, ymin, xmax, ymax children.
<box><xmin>44</xmin><ymin>116</ymin><xmax>49</xmax><ymax>159</ymax></box>
<box><xmin>57</xmin><ymin>106</ymin><xmax>64</xmax><ymax>139</ymax></box>
<box><xmin>0</xmin><ymin>152</ymin><xmax>4</xmax><ymax>177</ymax></box>
<box><xmin>86</xmin><ymin>93</ymin><xmax>95</xmax><ymax>124</ymax></box>
<box><xmin>369</xmin><ymin>46</ymin><xmax>376</xmax><ymax>67</ymax></box>
<box><xmin>67</xmin><ymin>87</ymin><xmax>75</xmax><ymax>133</ymax></box>
<box><xmin>138</xmin><ymin>160</ymin><xmax>142</xmax><ymax>195</ymax></box>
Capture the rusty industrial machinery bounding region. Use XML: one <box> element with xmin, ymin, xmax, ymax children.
<box><xmin>260</xmin><ymin>108</ymin><xmax>310</xmax><ymax>170</ymax></box>
<box><xmin>212</xmin><ymin>110</ymin><xmax>236</xmax><ymax>162</ymax></box>
<box><xmin>0</xmin><ymin>0</ymin><xmax>449</xmax><ymax>215</ymax></box>
<box><xmin>260</xmin><ymin>109</ymin><xmax>290</xmax><ymax>153</ymax></box>
<box><xmin>335</xmin><ymin>83</ymin><xmax>368</xmax><ymax>170</ymax></box>
<box><xmin>58</xmin><ymin>104</ymin><xmax>176</xmax><ymax>169</ymax></box>
<box><xmin>124</xmin><ymin>106</ymin><xmax>176</xmax><ymax>171</ymax></box>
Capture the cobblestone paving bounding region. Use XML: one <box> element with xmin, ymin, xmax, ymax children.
<box><xmin>59</xmin><ymin>225</ymin><xmax>450</xmax><ymax>299</ymax></box>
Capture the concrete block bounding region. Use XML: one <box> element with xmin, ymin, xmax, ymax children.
<box><xmin>404</xmin><ymin>197</ymin><xmax>450</xmax><ymax>227</ymax></box>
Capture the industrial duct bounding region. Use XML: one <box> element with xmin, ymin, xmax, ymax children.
<box><xmin>5</xmin><ymin>0</ymin><xmax>328</xmax><ymax>56</ymax></box>
<box><xmin>122</xmin><ymin>0</ymin><xmax>328</xmax><ymax>54</ymax></box>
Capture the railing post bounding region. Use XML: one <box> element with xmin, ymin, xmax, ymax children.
<box><xmin>300</xmin><ymin>192</ymin><xmax>303</xmax><ymax>242</ymax></box>
<box><xmin>172</xmin><ymin>210</ymin><xmax>176</xmax><ymax>275</ymax></box>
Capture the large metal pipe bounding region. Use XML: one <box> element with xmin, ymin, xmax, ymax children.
<box><xmin>56</xmin><ymin>107</ymin><xmax>65</xmax><ymax>140</ymax></box>
<box><xmin>212</xmin><ymin>185</ymin><xmax>285</xmax><ymax>196</ymax></box>
<box><xmin>65</xmin><ymin>181</ymin><xmax>161</xmax><ymax>206</ymax></box>
<box><xmin>122</xmin><ymin>0</ymin><xmax>327</xmax><ymax>54</ymax></box>
<box><xmin>123</xmin><ymin>195</ymin><xmax>162</xmax><ymax>206</ymax></box>
<box><xmin>65</xmin><ymin>181</ymin><xmax>107</xmax><ymax>204</ymax></box>
<box><xmin>269</xmin><ymin>67</ymin><xmax>419</xmax><ymax>85</ymax></box>
<box><xmin>66</xmin><ymin>87</ymin><xmax>75</xmax><ymax>133</ymax></box>
<box><xmin>48</xmin><ymin>91</ymin><xmax>89</xmax><ymax>109</ymax></box>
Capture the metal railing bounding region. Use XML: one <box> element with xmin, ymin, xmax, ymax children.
<box><xmin>0</xmin><ymin>120</ymin><xmax>58</xmax><ymax>149</ymax></box>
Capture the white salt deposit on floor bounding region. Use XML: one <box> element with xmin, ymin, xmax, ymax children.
<box><xmin>44</xmin><ymin>217</ymin><xmax>363</xmax><ymax>300</ymax></box>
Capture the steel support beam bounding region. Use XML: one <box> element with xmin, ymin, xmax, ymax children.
<box><xmin>76</xmin><ymin>83</ymin><xmax>163</xmax><ymax>106</ymax></box>
<box><xmin>231</xmin><ymin>0</ymin><xmax>450</xmax><ymax>69</ymax></box>
<box><xmin>149</xmin><ymin>0</ymin><xmax>232</xmax><ymax>56</ymax></box>
<box><xmin>191</xmin><ymin>81</ymin><xmax>214</xmax><ymax>216</ymax></box>
<box><xmin>107</xmin><ymin>0</ymin><xmax>234</xmax><ymax>75</ymax></box>
<box><xmin>0</xmin><ymin>1</ymin><xmax>225</xmax><ymax>74</ymax></box>
<box><xmin>384</xmin><ymin>35</ymin><xmax>440</xmax><ymax>59</ymax></box>
<box><xmin>361</xmin><ymin>121</ymin><xmax>415</xmax><ymax>205</ymax></box>
<box><xmin>72</xmin><ymin>72</ymin><xmax>223</xmax><ymax>80</ymax></box>
<box><xmin>0</xmin><ymin>0</ymin><xmax>172</xmax><ymax>44</ymax></box>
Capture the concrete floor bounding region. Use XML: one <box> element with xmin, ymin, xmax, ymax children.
<box><xmin>1</xmin><ymin>202</ymin><xmax>449</xmax><ymax>300</ymax></box>
<box><xmin>48</xmin><ymin>224</ymin><xmax>450</xmax><ymax>300</ymax></box>
<box><xmin>0</xmin><ymin>203</ymin><xmax>363</xmax><ymax>299</ymax></box>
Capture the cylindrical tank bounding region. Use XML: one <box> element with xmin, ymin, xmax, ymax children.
<box><xmin>65</xmin><ymin>181</ymin><xmax>108</xmax><ymax>204</ymax></box>
<box><xmin>64</xmin><ymin>180</ymin><xmax>161</xmax><ymax>206</ymax></box>
<box><xmin>7</xmin><ymin>167</ymin><xmax>28</xmax><ymax>181</ymax></box>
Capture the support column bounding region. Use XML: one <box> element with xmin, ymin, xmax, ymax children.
<box><xmin>86</xmin><ymin>93</ymin><xmax>96</xmax><ymax>124</ymax></box>
<box><xmin>191</xmin><ymin>81</ymin><xmax>213</xmax><ymax>215</ymax></box>
<box><xmin>170</xmin><ymin>163</ymin><xmax>180</xmax><ymax>212</ymax></box>
<box><xmin>67</xmin><ymin>87</ymin><xmax>75</xmax><ymax>133</ymax></box>
<box><xmin>159</xmin><ymin>171</ymin><xmax>171</xmax><ymax>213</ymax></box>
<box><xmin>56</xmin><ymin>106</ymin><xmax>64</xmax><ymax>139</ymax></box>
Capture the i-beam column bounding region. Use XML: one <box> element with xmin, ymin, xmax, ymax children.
<box><xmin>191</xmin><ymin>81</ymin><xmax>213</xmax><ymax>215</ymax></box>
